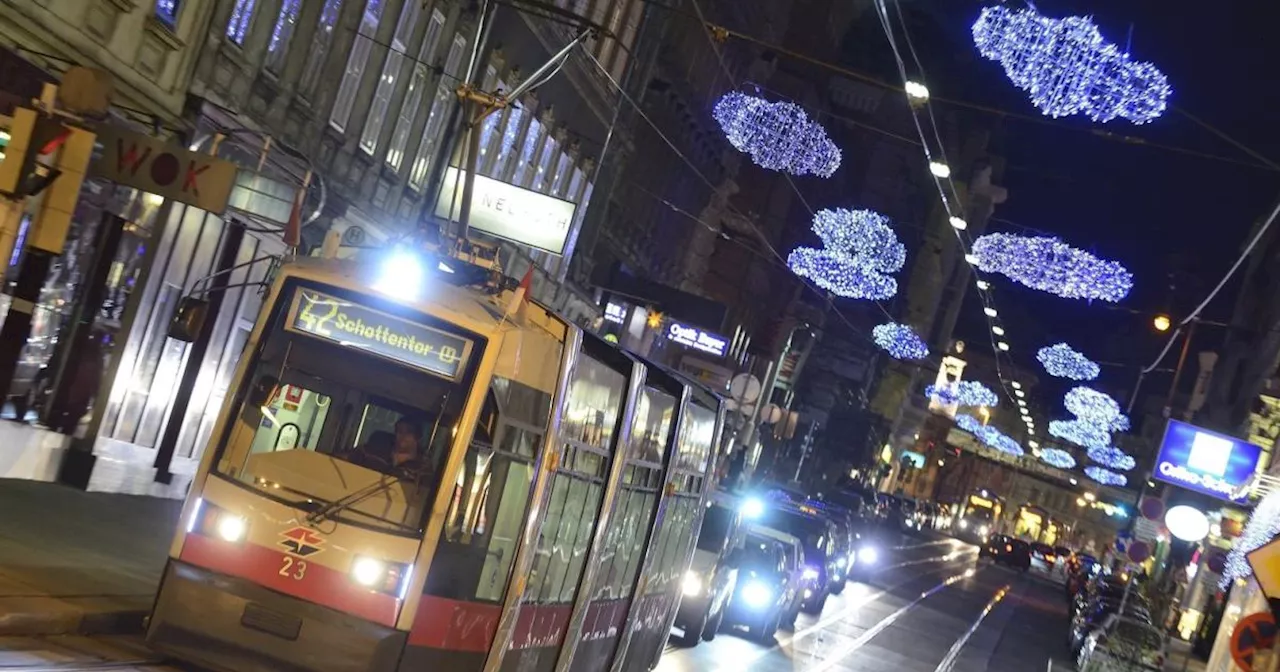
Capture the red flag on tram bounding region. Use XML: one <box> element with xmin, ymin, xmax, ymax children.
<box><xmin>282</xmin><ymin>187</ymin><xmax>303</xmax><ymax>248</ymax></box>
<box><xmin>504</xmin><ymin>266</ymin><xmax>534</xmax><ymax>320</ymax></box>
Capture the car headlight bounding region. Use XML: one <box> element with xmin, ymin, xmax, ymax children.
<box><xmin>742</xmin><ymin>581</ymin><xmax>773</xmax><ymax>609</ymax></box>
<box><xmin>216</xmin><ymin>515</ymin><xmax>247</xmax><ymax>542</ymax></box>
<box><xmin>959</xmin><ymin>520</ymin><xmax>969</xmax><ymax>530</ymax></box>
<box><xmin>857</xmin><ymin>546</ymin><xmax>878</xmax><ymax>565</ymax></box>
<box><xmin>683</xmin><ymin>570</ymin><xmax>705</xmax><ymax>597</ymax></box>
<box><xmin>802</xmin><ymin>567</ymin><xmax>820</xmax><ymax>581</ymax></box>
<box><xmin>835</xmin><ymin>556</ymin><xmax>847</xmax><ymax>569</ymax></box>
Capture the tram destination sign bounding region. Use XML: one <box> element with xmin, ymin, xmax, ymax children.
<box><xmin>287</xmin><ymin>289</ymin><xmax>473</xmax><ymax>381</ymax></box>
<box><xmin>1153</xmin><ymin>419</ymin><xmax>1262</xmax><ymax>504</ymax></box>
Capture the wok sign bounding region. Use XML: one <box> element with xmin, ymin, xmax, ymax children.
<box><xmin>90</xmin><ymin>126</ymin><xmax>237</xmax><ymax>213</ymax></box>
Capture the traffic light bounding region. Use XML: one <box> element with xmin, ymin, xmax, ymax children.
<box><xmin>0</xmin><ymin>107</ymin><xmax>73</xmax><ymax>199</ymax></box>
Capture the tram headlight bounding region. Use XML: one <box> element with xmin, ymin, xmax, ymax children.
<box><xmin>802</xmin><ymin>567</ymin><xmax>820</xmax><ymax>581</ymax></box>
<box><xmin>216</xmin><ymin>514</ymin><xmax>247</xmax><ymax>543</ymax></box>
<box><xmin>857</xmin><ymin>546</ymin><xmax>879</xmax><ymax>566</ymax></box>
<box><xmin>375</xmin><ymin>248</ymin><xmax>424</xmax><ymax>300</ymax></box>
<box><xmin>353</xmin><ymin>557</ymin><xmax>386</xmax><ymax>587</ymax></box>
<box><xmin>740</xmin><ymin>498</ymin><xmax>765</xmax><ymax>520</ymax></box>
<box><xmin>742</xmin><ymin>581</ymin><xmax>773</xmax><ymax>609</ymax></box>
<box><xmin>682</xmin><ymin>571</ymin><xmax>704</xmax><ymax>597</ymax></box>
<box><xmin>978</xmin><ymin>525</ymin><xmax>989</xmax><ymax>537</ymax></box>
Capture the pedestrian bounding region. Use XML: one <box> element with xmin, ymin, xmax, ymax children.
<box><xmin>49</xmin><ymin>332</ymin><xmax>105</xmax><ymax>435</ymax></box>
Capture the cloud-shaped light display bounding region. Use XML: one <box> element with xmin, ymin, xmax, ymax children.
<box><xmin>1086</xmin><ymin>445</ymin><xmax>1137</xmax><ymax>471</ymax></box>
<box><xmin>873</xmin><ymin>322</ymin><xmax>929</xmax><ymax>360</ymax></box>
<box><xmin>714</xmin><ymin>91</ymin><xmax>841</xmax><ymax>177</ymax></box>
<box><xmin>1049</xmin><ymin>418</ymin><xmax>1112</xmax><ymax>450</ymax></box>
<box><xmin>788</xmin><ymin>209</ymin><xmax>906</xmax><ymax>300</ymax></box>
<box><xmin>1037</xmin><ymin>343</ymin><xmax>1100</xmax><ymax>381</ymax></box>
<box><xmin>1064</xmin><ymin>387</ymin><xmax>1129</xmax><ymax>431</ymax></box>
<box><xmin>926</xmin><ymin>380</ymin><xmax>999</xmax><ymax>408</ymax></box>
<box><xmin>971</xmin><ymin>6</ymin><xmax>1171</xmax><ymax>124</ymax></box>
<box><xmin>955</xmin><ymin>414</ymin><xmax>1024</xmax><ymax>457</ymax></box>
<box><xmin>971</xmin><ymin>234</ymin><xmax>1133</xmax><ymax>302</ymax></box>
<box><xmin>1039</xmin><ymin>447</ymin><xmax>1077</xmax><ymax>470</ymax></box>
<box><xmin>1084</xmin><ymin>465</ymin><xmax>1127</xmax><ymax>487</ymax></box>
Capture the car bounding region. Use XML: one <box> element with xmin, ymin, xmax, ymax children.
<box><xmin>1076</xmin><ymin>616</ymin><xmax>1166</xmax><ymax>670</ymax></box>
<box><xmin>749</xmin><ymin>525</ymin><xmax>813</xmax><ymax>630</ymax></box>
<box><xmin>1069</xmin><ymin>598</ymin><xmax>1153</xmax><ymax>656</ymax></box>
<box><xmin>674</xmin><ymin>493</ymin><xmax>745</xmax><ymax>646</ymax></box>
<box><xmin>794</xmin><ymin>500</ymin><xmax>870</xmax><ymax>591</ymax></box>
<box><xmin>751</xmin><ymin>503</ymin><xmax>840</xmax><ymax>615</ymax></box>
<box><xmin>721</xmin><ymin>534</ymin><xmax>794</xmax><ymax>641</ymax></box>
<box><xmin>1055</xmin><ymin>546</ymin><xmax>1072</xmax><ymax>563</ymax></box>
<box><xmin>1031</xmin><ymin>542</ymin><xmax>1058</xmax><ymax>568</ymax></box>
<box><xmin>1071</xmin><ymin>576</ymin><xmax>1148</xmax><ymax>618</ymax></box>
<box><xmin>979</xmin><ymin>534</ymin><xmax>1010</xmax><ymax>558</ymax></box>
<box><xmin>987</xmin><ymin>537</ymin><xmax>1032</xmax><ymax>571</ymax></box>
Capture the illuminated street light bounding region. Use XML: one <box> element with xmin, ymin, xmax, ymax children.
<box><xmin>1153</xmin><ymin>314</ymin><xmax>1172</xmax><ymax>332</ymax></box>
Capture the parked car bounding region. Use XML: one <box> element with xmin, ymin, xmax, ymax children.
<box><xmin>749</xmin><ymin>525</ymin><xmax>813</xmax><ymax>630</ymax></box>
<box><xmin>674</xmin><ymin>492</ymin><xmax>745</xmax><ymax>646</ymax></box>
<box><xmin>1030</xmin><ymin>542</ymin><xmax>1058</xmax><ymax>568</ymax></box>
<box><xmin>1069</xmin><ymin>598</ymin><xmax>1153</xmax><ymax>656</ymax></box>
<box><xmin>1072</xmin><ymin>576</ymin><xmax>1148</xmax><ymax>619</ymax></box>
<box><xmin>1076</xmin><ymin>616</ymin><xmax>1166</xmax><ymax>671</ymax></box>
<box><xmin>722</xmin><ymin>534</ymin><xmax>794</xmax><ymax>641</ymax></box>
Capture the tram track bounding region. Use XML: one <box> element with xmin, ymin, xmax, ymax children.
<box><xmin>933</xmin><ymin>583</ymin><xmax>1011</xmax><ymax>672</ymax></box>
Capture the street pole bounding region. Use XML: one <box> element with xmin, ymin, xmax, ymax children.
<box><xmin>153</xmin><ymin>221</ymin><xmax>245</xmax><ymax>484</ymax></box>
<box><xmin>1162</xmin><ymin>319</ymin><xmax>1197</xmax><ymax>420</ymax></box>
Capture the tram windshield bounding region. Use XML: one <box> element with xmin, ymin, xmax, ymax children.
<box><xmin>212</xmin><ymin>285</ymin><xmax>478</xmax><ymax>534</ymax></box>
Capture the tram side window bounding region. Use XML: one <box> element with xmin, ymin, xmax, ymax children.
<box><xmin>523</xmin><ymin>354</ymin><xmax>626</xmax><ymax>606</ymax></box>
<box><xmin>644</xmin><ymin>496</ymin><xmax>699</xmax><ymax>595</ymax></box>
<box><xmin>424</xmin><ymin>375</ymin><xmax>552</xmax><ymax>603</ymax></box>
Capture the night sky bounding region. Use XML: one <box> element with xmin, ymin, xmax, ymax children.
<box><xmin>892</xmin><ymin>1</ymin><xmax>1280</xmax><ymax>422</ymax></box>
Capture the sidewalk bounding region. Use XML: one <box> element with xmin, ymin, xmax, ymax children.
<box><xmin>1165</xmin><ymin>638</ymin><xmax>1208</xmax><ymax>671</ymax></box>
<box><xmin>0</xmin><ymin>479</ymin><xmax>179</xmax><ymax>635</ymax></box>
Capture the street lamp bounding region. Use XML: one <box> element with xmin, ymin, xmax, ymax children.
<box><xmin>1153</xmin><ymin>314</ymin><xmax>1172</xmax><ymax>332</ymax></box>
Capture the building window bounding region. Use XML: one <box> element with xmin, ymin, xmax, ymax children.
<box><xmin>360</xmin><ymin>0</ymin><xmax>424</xmax><ymax>154</ymax></box>
<box><xmin>155</xmin><ymin>0</ymin><xmax>181</xmax><ymax>27</ymax></box>
<box><xmin>264</xmin><ymin>0</ymin><xmax>302</xmax><ymax>74</ymax></box>
<box><xmin>491</xmin><ymin>105</ymin><xmax>526</xmax><ymax>179</ymax></box>
<box><xmin>330</xmin><ymin>0</ymin><xmax>384</xmax><ymax>132</ymax></box>
<box><xmin>408</xmin><ymin>34</ymin><xmax>469</xmax><ymax>190</ymax></box>
<box><xmin>386</xmin><ymin>9</ymin><xmax>446</xmax><ymax>171</ymax></box>
<box><xmin>551</xmin><ymin>152</ymin><xmax>573</xmax><ymax>197</ymax></box>
<box><xmin>532</xmin><ymin>135</ymin><xmax>558</xmax><ymax>193</ymax></box>
<box><xmin>225</xmin><ymin>0</ymin><xmax>257</xmax><ymax>45</ymax></box>
<box><xmin>299</xmin><ymin>0</ymin><xmax>344</xmax><ymax>100</ymax></box>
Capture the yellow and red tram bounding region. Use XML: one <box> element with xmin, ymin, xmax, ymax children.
<box><xmin>145</xmin><ymin>251</ymin><xmax>724</xmax><ymax>672</ymax></box>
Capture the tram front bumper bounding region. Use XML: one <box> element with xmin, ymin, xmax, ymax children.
<box><xmin>147</xmin><ymin>560</ymin><xmax>406</xmax><ymax>672</ymax></box>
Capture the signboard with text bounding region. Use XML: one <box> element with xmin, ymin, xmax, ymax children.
<box><xmin>665</xmin><ymin>321</ymin><xmax>728</xmax><ymax>358</ymax></box>
<box><xmin>435</xmin><ymin>167</ymin><xmax>577</xmax><ymax>255</ymax></box>
<box><xmin>287</xmin><ymin>289</ymin><xmax>473</xmax><ymax>381</ymax></box>
<box><xmin>1153</xmin><ymin>420</ymin><xmax>1262</xmax><ymax>503</ymax></box>
<box><xmin>90</xmin><ymin>126</ymin><xmax>238</xmax><ymax>213</ymax></box>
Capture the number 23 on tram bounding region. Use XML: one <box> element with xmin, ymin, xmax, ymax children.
<box><xmin>145</xmin><ymin>252</ymin><xmax>726</xmax><ymax>672</ymax></box>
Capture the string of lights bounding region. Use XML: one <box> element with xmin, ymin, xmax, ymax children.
<box><xmin>871</xmin><ymin>0</ymin><xmax>1039</xmax><ymax>441</ymax></box>
<box><xmin>1037</xmin><ymin>342</ymin><xmax>1101</xmax><ymax>381</ymax></box>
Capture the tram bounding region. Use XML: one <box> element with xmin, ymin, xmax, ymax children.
<box><xmin>144</xmin><ymin>248</ymin><xmax>725</xmax><ymax>672</ymax></box>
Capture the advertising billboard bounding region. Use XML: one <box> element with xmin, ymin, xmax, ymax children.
<box><xmin>1153</xmin><ymin>420</ymin><xmax>1262</xmax><ymax>504</ymax></box>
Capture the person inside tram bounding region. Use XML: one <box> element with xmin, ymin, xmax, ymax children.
<box><xmin>354</xmin><ymin>416</ymin><xmax>433</xmax><ymax>479</ymax></box>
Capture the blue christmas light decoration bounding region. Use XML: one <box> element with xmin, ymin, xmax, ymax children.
<box><xmin>926</xmin><ymin>380</ymin><xmax>999</xmax><ymax>407</ymax></box>
<box><xmin>992</xmin><ymin>433</ymin><xmax>1025</xmax><ymax>457</ymax></box>
<box><xmin>1037</xmin><ymin>343</ymin><xmax>1100</xmax><ymax>381</ymax></box>
<box><xmin>954</xmin><ymin>414</ymin><xmax>1023</xmax><ymax>457</ymax></box>
<box><xmin>1063</xmin><ymin>387</ymin><xmax>1130</xmax><ymax>431</ymax></box>
<box><xmin>1039</xmin><ymin>447</ymin><xmax>1077</xmax><ymax>470</ymax></box>
<box><xmin>971</xmin><ymin>234</ymin><xmax>1133</xmax><ymax>302</ymax></box>
<box><xmin>955</xmin><ymin>413</ymin><xmax>982</xmax><ymax>433</ymax></box>
<box><xmin>971</xmin><ymin>6</ymin><xmax>1171</xmax><ymax>125</ymax></box>
<box><xmin>1084</xmin><ymin>466</ymin><xmax>1127</xmax><ymax>487</ymax></box>
<box><xmin>1086</xmin><ymin>445</ymin><xmax>1137</xmax><ymax>471</ymax></box>
<box><xmin>873</xmin><ymin>322</ymin><xmax>929</xmax><ymax>360</ymax></box>
<box><xmin>714</xmin><ymin>91</ymin><xmax>841</xmax><ymax>177</ymax></box>
<box><xmin>789</xmin><ymin>209</ymin><xmax>906</xmax><ymax>300</ymax></box>
<box><xmin>1049</xmin><ymin>419</ymin><xmax>1112</xmax><ymax>450</ymax></box>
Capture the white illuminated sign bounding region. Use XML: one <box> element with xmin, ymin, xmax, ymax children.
<box><xmin>666</xmin><ymin>322</ymin><xmax>728</xmax><ymax>357</ymax></box>
<box><xmin>435</xmin><ymin>167</ymin><xmax>578</xmax><ymax>255</ymax></box>
<box><xmin>604</xmin><ymin>302</ymin><xmax>626</xmax><ymax>324</ymax></box>
<box><xmin>1164</xmin><ymin>505</ymin><xmax>1210</xmax><ymax>542</ymax></box>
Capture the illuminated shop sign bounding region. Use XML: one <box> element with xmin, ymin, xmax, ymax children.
<box><xmin>1153</xmin><ymin>420</ymin><xmax>1262</xmax><ymax>503</ymax></box>
<box><xmin>434</xmin><ymin>167</ymin><xmax>577</xmax><ymax>255</ymax></box>
<box><xmin>604</xmin><ymin>302</ymin><xmax>626</xmax><ymax>324</ymax></box>
<box><xmin>666</xmin><ymin>322</ymin><xmax>728</xmax><ymax>357</ymax></box>
<box><xmin>288</xmin><ymin>289</ymin><xmax>473</xmax><ymax>381</ymax></box>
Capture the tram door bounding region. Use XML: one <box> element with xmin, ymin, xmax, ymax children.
<box><xmin>564</xmin><ymin>369</ymin><xmax>682</xmax><ymax>671</ymax></box>
<box><xmin>620</xmin><ymin>393</ymin><xmax>720</xmax><ymax>672</ymax></box>
<box><xmin>500</xmin><ymin>341</ymin><xmax>637</xmax><ymax>671</ymax></box>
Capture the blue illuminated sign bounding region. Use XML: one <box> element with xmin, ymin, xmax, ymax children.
<box><xmin>666</xmin><ymin>322</ymin><xmax>728</xmax><ymax>358</ymax></box>
<box><xmin>1153</xmin><ymin>420</ymin><xmax>1262</xmax><ymax>504</ymax></box>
